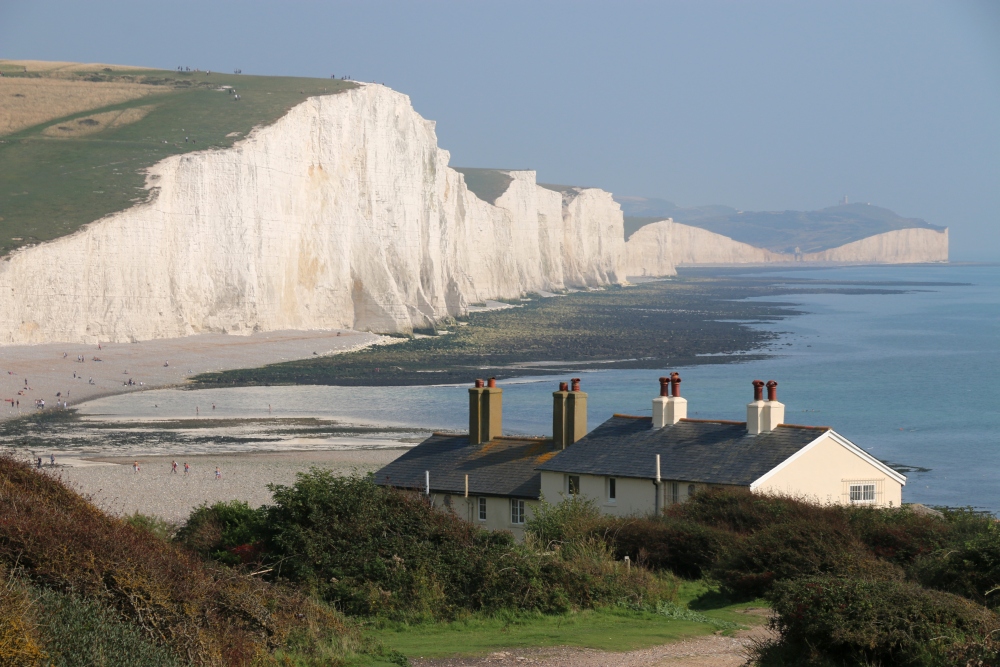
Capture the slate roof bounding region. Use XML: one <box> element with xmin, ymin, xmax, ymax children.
<box><xmin>374</xmin><ymin>432</ymin><xmax>561</xmax><ymax>499</ymax></box>
<box><xmin>536</xmin><ymin>415</ymin><xmax>828</xmax><ymax>487</ymax></box>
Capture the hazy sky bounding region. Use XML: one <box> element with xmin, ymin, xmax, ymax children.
<box><xmin>2</xmin><ymin>1</ymin><xmax>997</xmax><ymax>260</ymax></box>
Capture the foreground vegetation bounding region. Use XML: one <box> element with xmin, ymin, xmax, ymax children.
<box><xmin>3</xmin><ymin>455</ymin><xmax>997</xmax><ymax>665</ymax></box>
<box><xmin>0</xmin><ymin>60</ymin><xmax>353</xmax><ymax>258</ymax></box>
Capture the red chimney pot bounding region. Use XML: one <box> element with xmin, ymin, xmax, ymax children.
<box><xmin>487</xmin><ymin>377</ymin><xmax>497</xmax><ymax>388</ymax></box>
<box><xmin>671</xmin><ymin>373</ymin><xmax>681</xmax><ymax>397</ymax></box>
<box><xmin>658</xmin><ymin>376</ymin><xmax>670</xmax><ymax>397</ymax></box>
<box><xmin>474</xmin><ymin>379</ymin><xmax>484</xmax><ymax>388</ymax></box>
<box><xmin>571</xmin><ymin>377</ymin><xmax>581</xmax><ymax>392</ymax></box>
<box><xmin>559</xmin><ymin>381</ymin><xmax>569</xmax><ymax>392</ymax></box>
<box><xmin>752</xmin><ymin>379</ymin><xmax>764</xmax><ymax>402</ymax></box>
<box><xmin>766</xmin><ymin>380</ymin><xmax>778</xmax><ymax>402</ymax></box>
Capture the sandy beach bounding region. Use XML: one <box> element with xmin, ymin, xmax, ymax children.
<box><xmin>46</xmin><ymin>449</ymin><xmax>406</xmax><ymax>523</ymax></box>
<box><xmin>0</xmin><ymin>328</ymin><xmax>385</xmax><ymax>421</ymax></box>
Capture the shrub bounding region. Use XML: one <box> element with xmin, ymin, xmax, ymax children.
<box><xmin>125</xmin><ymin>512</ymin><xmax>177</xmax><ymax>542</ymax></box>
<box><xmin>911</xmin><ymin>520</ymin><xmax>1000</xmax><ymax>608</ymax></box>
<box><xmin>841</xmin><ymin>504</ymin><xmax>952</xmax><ymax>566</ymax></box>
<box><xmin>0</xmin><ymin>455</ymin><xmax>359</xmax><ymax>666</ymax></box>
<box><xmin>595</xmin><ymin>517</ymin><xmax>727</xmax><ymax>579</ymax></box>
<box><xmin>711</xmin><ymin>520</ymin><xmax>899</xmax><ymax>598</ymax></box>
<box><xmin>666</xmin><ymin>487</ymin><xmax>830</xmax><ymax>534</ymax></box>
<box><xmin>254</xmin><ymin>471</ymin><xmax>674</xmax><ymax>620</ymax></box>
<box><xmin>754</xmin><ymin>576</ymin><xmax>1000</xmax><ymax>666</ymax></box>
<box><xmin>32</xmin><ymin>587</ymin><xmax>182</xmax><ymax>667</ymax></box>
<box><xmin>175</xmin><ymin>500</ymin><xmax>263</xmax><ymax>565</ymax></box>
<box><xmin>0</xmin><ymin>566</ymin><xmax>46</xmax><ymax>667</ymax></box>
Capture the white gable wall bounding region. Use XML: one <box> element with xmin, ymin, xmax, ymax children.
<box><xmin>751</xmin><ymin>431</ymin><xmax>904</xmax><ymax>507</ymax></box>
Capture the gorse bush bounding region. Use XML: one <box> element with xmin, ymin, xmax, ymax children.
<box><xmin>0</xmin><ymin>455</ymin><xmax>362</xmax><ymax>666</ymax></box>
<box><xmin>182</xmin><ymin>472</ymin><xmax>676</xmax><ymax>621</ymax></box>
<box><xmin>0</xmin><ymin>565</ymin><xmax>46</xmax><ymax>667</ymax></box>
<box><xmin>753</xmin><ymin>576</ymin><xmax>1000</xmax><ymax>667</ymax></box>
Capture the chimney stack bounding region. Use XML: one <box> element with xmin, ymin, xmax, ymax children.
<box><xmin>652</xmin><ymin>376</ymin><xmax>670</xmax><ymax>428</ymax></box>
<box><xmin>747</xmin><ymin>379</ymin><xmax>766</xmax><ymax>434</ymax></box>
<box><xmin>553</xmin><ymin>381</ymin><xmax>570</xmax><ymax>449</ymax></box>
<box><xmin>469</xmin><ymin>377</ymin><xmax>503</xmax><ymax>444</ymax></box>
<box><xmin>762</xmin><ymin>380</ymin><xmax>785</xmax><ymax>431</ymax></box>
<box><xmin>747</xmin><ymin>379</ymin><xmax>784</xmax><ymax>434</ymax></box>
<box><xmin>567</xmin><ymin>378</ymin><xmax>587</xmax><ymax>445</ymax></box>
<box><xmin>653</xmin><ymin>373</ymin><xmax>687</xmax><ymax>427</ymax></box>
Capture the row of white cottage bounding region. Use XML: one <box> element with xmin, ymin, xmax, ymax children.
<box><xmin>375</xmin><ymin>376</ymin><xmax>905</xmax><ymax>538</ymax></box>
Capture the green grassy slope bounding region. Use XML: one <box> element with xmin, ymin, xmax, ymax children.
<box><xmin>619</xmin><ymin>196</ymin><xmax>944</xmax><ymax>253</ymax></box>
<box><xmin>0</xmin><ymin>63</ymin><xmax>354</xmax><ymax>258</ymax></box>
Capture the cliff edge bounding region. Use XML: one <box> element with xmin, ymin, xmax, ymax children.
<box><xmin>0</xmin><ymin>84</ymin><xmax>624</xmax><ymax>345</ymax></box>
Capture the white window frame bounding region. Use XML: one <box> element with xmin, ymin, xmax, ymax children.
<box><xmin>849</xmin><ymin>483</ymin><xmax>876</xmax><ymax>504</ymax></box>
<box><xmin>510</xmin><ymin>498</ymin><xmax>525</xmax><ymax>525</ymax></box>
<box><xmin>478</xmin><ymin>496</ymin><xmax>487</xmax><ymax>521</ymax></box>
<box><xmin>844</xmin><ymin>479</ymin><xmax>883</xmax><ymax>505</ymax></box>
<box><xmin>608</xmin><ymin>477</ymin><xmax>617</xmax><ymax>503</ymax></box>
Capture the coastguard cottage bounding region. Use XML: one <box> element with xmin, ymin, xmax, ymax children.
<box><xmin>374</xmin><ymin>375</ymin><xmax>905</xmax><ymax>537</ymax></box>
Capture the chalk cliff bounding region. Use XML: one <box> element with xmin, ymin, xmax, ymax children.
<box><xmin>625</xmin><ymin>220</ymin><xmax>948</xmax><ymax>277</ymax></box>
<box><xmin>0</xmin><ymin>85</ymin><xmax>624</xmax><ymax>345</ymax></box>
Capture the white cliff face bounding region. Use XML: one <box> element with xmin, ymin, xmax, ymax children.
<box><xmin>802</xmin><ymin>228</ymin><xmax>948</xmax><ymax>263</ymax></box>
<box><xmin>625</xmin><ymin>220</ymin><xmax>948</xmax><ymax>277</ymax></box>
<box><xmin>0</xmin><ymin>85</ymin><xmax>625</xmax><ymax>345</ymax></box>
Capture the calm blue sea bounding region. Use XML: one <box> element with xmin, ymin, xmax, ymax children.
<box><xmin>76</xmin><ymin>264</ymin><xmax>1000</xmax><ymax>511</ymax></box>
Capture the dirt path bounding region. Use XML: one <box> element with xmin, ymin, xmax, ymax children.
<box><xmin>413</xmin><ymin>626</ymin><xmax>771</xmax><ymax>667</ymax></box>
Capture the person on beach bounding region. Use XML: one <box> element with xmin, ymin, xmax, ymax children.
<box><xmin>184</xmin><ymin>462</ymin><xmax>190</xmax><ymax>475</ymax></box>
<box><xmin>49</xmin><ymin>454</ymin><xmax>55</xmax><ymax>466</ymax></box>
<box><xmin>171</xmin><ymin>460</ymin><xmax>178</xmax><ymax>474</ymax></box>
<box><xmin>133</xmin><ymin>461</ymin><xmax>139</xmax><ymax>474</ymax></box>
<box><xmin>36</xmin><ymin>457</ymin><xmax>42</xmax><ymax>469</ymax></box>
<box><xmin>215</xmin><ymin>467</ymin><xmax>221</xmax><ymax>480</ymax></box>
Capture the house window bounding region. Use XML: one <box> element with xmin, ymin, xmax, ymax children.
<box><xmin>687</xmin><ymin>484</ymin><xmax>696</xmax><ymax>498</ymax></box>
<box><xmin>669</xmin><ymin>482</ymin><xmax>679</xmax><ymax>504</ymax></box>
<box><xmin>568</xmin><ymin>475</ymin><xmax>581</xmax><ymax>496</ymax></box>
<box><xmin>850</xmin><ymin>483</ymin><xmax>876</xmax><ymax>504</ymax></box>
<box><xmin>608</xmin><ymin>477</ymin><xmax>616</xmax><ymax>502</ymax></box>
<box><xmin>478</xmin><ymin>497</ymin><xmax>487</xmax><ymax>521</ymax></box>
<box><xmin>844</xmin><ymin>479</ymin><xmax>883</xmax><ymax>505</ymax></box>
<box><xmin>511</xmin><ymin>499</ymin><xmax>525</xmax><ymax>524</ymax></box>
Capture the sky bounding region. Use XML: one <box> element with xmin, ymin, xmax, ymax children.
<box><xmin>2</xmin><ymin>1</ymin><xmax>998</xmax><ymax>260</ymax></box>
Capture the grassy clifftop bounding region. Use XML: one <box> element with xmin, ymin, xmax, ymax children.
<box><xmin>0</xmin><ymin>60</ymin><xmax>354</xmax><ymax>258</ymax></box>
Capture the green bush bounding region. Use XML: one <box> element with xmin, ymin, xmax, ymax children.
<box><xmin>33</xmin><ymin>587</ymin><xmax>182</xmax><ymax>667</ymax></box>
<box><xmin>911</xmin><ymin>520</ymin><xmax>1000</xmax><ymax>608</ymax></box>
<box><xmin>712</xmin><ymin>519</ymin><xmax>900</xmax><ymax>598</ymax></box>
<box><xmin>175</xmin><ymin>500</ymin><xmax>262</xmax><ymax>565</ymax></box>
<box><xmin>595</xmin><ymin>517</ymin><xmax>727</xmax><ymax>579</ymax></box>
<box><xmin>251</xmin><ymin>471</ymin><xmax>674</xmax><ymax>620</ymax></box>
<box><xmin>841</xmin><ymin>504</ymin><xmax>952</xmax><ymax>566</ymax></box>
<box><xmin>754</xmin><ymin>576</ymin><xmax>999</xmax><ymax>667</ymax></box>
<box><xmin>125</xmin><ymin>513</ymin><xmax>177</xmax><ymax>542</ymax></box>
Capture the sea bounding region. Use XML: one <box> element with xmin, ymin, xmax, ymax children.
<box><xmin>23</xmin><ymin>264</ymin><xmax>1000</xmax><ymax>512</ymax></box>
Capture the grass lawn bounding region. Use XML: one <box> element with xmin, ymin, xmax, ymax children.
<box><xmin>0</xmin><ymin>61</ymin><xmax>354</xmax><ymax>258</ymax></box>
<box><xmin>365</xmin><ymin>582</ymin><xmax>767</xmax><ymax>661</ymax></box>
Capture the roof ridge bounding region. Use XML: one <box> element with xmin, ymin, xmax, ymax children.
<box><xmin>494</xmin><ymin>435</ymin><xmax>551</xmax><ymax>442</ymax></box>
<box><xmin>612</xmin><ymin>413</ymin><xmax>652</xmax><ymax>420</ymax></box>
<box><xmin>679</xmin><ymin>418</ymin><xmax>747</xmax><ymax>426</ymax></box>
<box><xmin>432</xmin><ymin>431</ymin><xmax>466</xmax><ymax>437</ymax></box>
<box><xmin>776</xmin><ymin>423</ymin><xmax>831</xmax><ymax>431</ymax></box>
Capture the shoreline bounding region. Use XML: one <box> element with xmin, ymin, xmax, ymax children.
<box><xmin>0</xmin><ymin>328</ymin><xmax>385</xmax><ymax>423</ymax></box>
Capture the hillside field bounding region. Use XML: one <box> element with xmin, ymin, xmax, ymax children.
<box><xmin>0</xmin><ymin>60</ymin><xmax>354</xmax><ymax>258</ymax></box>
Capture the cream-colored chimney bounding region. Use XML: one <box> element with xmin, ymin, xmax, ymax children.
<box><xmin>762</xmin><ymin>380</ymin><xmax>785</xmax><ymax>431</ymax></box>
<box><xmin>469</xmin><ymin>377</ymin><xmax>503</xmax><ymax>444</ymax></box>
<box><xmin>747</xmin><ymin>379</ymin><xmax>766</xmax><ymax>435</ymax></box>
<box><xmin>553</xmin><ymin>381</ymin><xmax>570</xmax><ymax>449</ymax></box>
<box><xmin>668</xmin><ymin>372</ymin><xmax>687</xmax><ymax>423</ymax></box>
<box><xmin>566</xmin><ymin>378</ymin><xmax>587</xmax><ymax>445</ymax></box>
<box><xmin>652</xmin><ymin>376</ymin><xmax>670</xmax><ymax>429</ymax></box>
